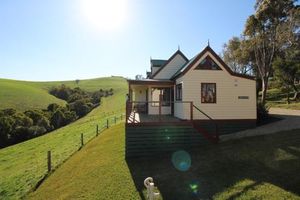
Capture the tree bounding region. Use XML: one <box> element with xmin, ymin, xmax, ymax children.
<box><xmin>69</xmin><ymin>99</ymin><xmax>91</xmax><ymax>118</ymax></box>
<box><xmin>244</xmin><ymin>0</ymin><xmax>296</xmax><ymax>105</ymax></box>
<box><xmin>50</xmin><ymin>110</ymin><xmax>65</xmax><ymax>129</ymax></box>
<box><xmin>0</xmin><ymin>116</ymin><xmax>14</xmax><ymax>147</ymax></box>
<box><xmin>75</xmin><ymin>79</ymin><xmax>80</xmax><ymax>85</ymax></box>
<box><xmin>273</xmin><ymin>4</ymin><xmax>300</xmax><ymax>100</ymax></box>
<box><xmin>222</xmin><ymin>36</ymin><xmax>255</xmax><ymax>75</ymax></box>
<box><xmin>273</xmin><ymin>48</ymin><xmax>300</xmax><ymax>100</ymax></box>
<box><xmin>47</xmin><ymin>103</ymin><xmax>61</xmax><ymax>112</ymax></box>
<box><xmin>49</xmin><ymin>84</ymin><xmax>71</xmax><ymax>101</ymax></box>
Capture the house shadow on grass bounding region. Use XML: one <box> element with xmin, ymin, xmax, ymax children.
<box><xmin>126</xmin><ymin>130</ymin><xmax>300</xmax><ymax>200</ymax></box>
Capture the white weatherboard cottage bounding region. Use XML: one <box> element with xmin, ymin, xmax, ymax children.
<box><xmin>127</xmin><ymin>46</ymin><xmax>256</xmax><ymax>122</ymax></box>
<box><xmin>125</xmin><ymin>45</ymin><xmax>257</xmax><ymax>157</ymax></box>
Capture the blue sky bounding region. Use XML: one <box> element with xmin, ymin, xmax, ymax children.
<box><xmin>0</xmin><ymin>0</ymin><xmax>255</xmax><ymax>81</ymax></box>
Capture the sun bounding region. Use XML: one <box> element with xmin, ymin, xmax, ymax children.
<box><xmin>79</xmin><ymin>0</ymin><xmax>128</xmax><ymax>32</ymax></box>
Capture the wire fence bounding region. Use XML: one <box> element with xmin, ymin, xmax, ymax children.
<box><xmin>36</xmin><ymin>112</ymin><xmax>126</xmax><ymax>190</ymax></box>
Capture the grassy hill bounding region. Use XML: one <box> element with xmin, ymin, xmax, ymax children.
<box><xmin>28</xmin><ymin>124</ymin><xmax>300</xmax><ymax>200</ymax></box>
<box><xmin>0</xmin><ymin>76</ymin><xmax>125</xmax><ymax>111</ymax></box>
<box><xmin>0</xmin><ymin>76</ymin><xmax>127</xmax><ymax>200</ymax></box>
<box><xmin>0</xmin><ymin>78</ymin><xmax>65</xmax><ymax>111</ymax></box>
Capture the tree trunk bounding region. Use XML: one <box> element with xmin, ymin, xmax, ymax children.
<box><xmin>292</xmin><ymin>84</ymin><xmax>299</xmax><ymax>100</ymax></box>
<box><xmin>287</xmin><ymin>85</ymin><xmax>290</xmax><ymax>104</ymax></box>
<box><xmin>261</xmin><ymin>77</ymin><xmax>268</xmax><ymax>106</ymax></box>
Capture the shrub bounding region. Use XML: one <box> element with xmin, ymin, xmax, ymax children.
<box><xmin>69</xmin><ymin>99</ymin><xmax>91</xmax><ymax>117</ymax></box>
<box><xmin>0</xmin><ymin>116</ymin><xmax>14</xmax><ymax>147</ymax></box>
<box><xmin>49</xmin><ymin>84</ymin><xmax>71</xmax><ymax>101</ymax></box>
<box><xmin>0</xmin><ymin>108</ymin><xmax>17</xmax><ymax>116</ymax></box>
<box><xmin>50</xmin><ymin>110</ymin><xmax>66</xmax><ymax>129</ymax></box>
<box><xmin>10</xmin><ymin>126</ymin><xmax>31</xmax><ymax>144</ymax></box>
<box><xmin>63</xmin><ymin>110</ymin><xmax>77</xmax><ymax>124</ymax></box>
<box><xmin>47</xmin><ymin>103</ymin><xmax>61</xmax><ymax>112</ymax></box>
<box><xmin>28</xmin><ymin>126</ymin><xmax>47</xmax><ymax>137</ymax></box>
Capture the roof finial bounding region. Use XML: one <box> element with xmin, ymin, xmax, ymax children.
<box><xmin>178</xmin><ymin>45</ymin><xmax>180</xmax><ymax>51</ymax></box>
<box><xmin>208</xmin><ymin>39</ymin><xmax>210</xmax><ymax>47</ymax></box>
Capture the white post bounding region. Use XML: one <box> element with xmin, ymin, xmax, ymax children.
<box><xmin>144</xmin><ymin>177</ymin><xmax>160</xmax><ymax>200</ymax></box>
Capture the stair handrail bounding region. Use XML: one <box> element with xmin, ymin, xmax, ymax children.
<box><xmin>192</xmin><ymin>105</ymin><xmax>219</xmax><ymax>143</ymax></box>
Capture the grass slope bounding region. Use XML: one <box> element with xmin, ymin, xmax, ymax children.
<box><xmin>266</xmin><ymin>86</ymin><xmax>300</xmax><ymax>110</ymax></box>
<box><xmin>0</xmin><ymin>76</ymin><xmax>124</xmax><ymax>111</ymax></box>
<box><xmin>29</xmin><ymin>124</ymin><xmax>300</xmax><ymax>200</ymax></box>
<box><xmin>0</xmin><ymin>77</ymin><xmax>127</xmax><ymax>200</ymax></box>
<box><xmin>0</xmin><ymin>78</ymin><xmax>65</xmax><ymax>111</ymax></box>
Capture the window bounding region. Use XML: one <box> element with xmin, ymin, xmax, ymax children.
<box><xmin>151</xmin><ymin>87</ymin><xmax>171</xmax><ymax>106</ymax></box>
<box><xmin>161</xmin><ymin>88</ymin><xmax>171</xmax><ymax>106</ymax></box>
<box><xmin>195</xmin><ymin>56</ymin><xmax>221</xmax><ymax>70</ymax></box>
<box><xmin>175</xmin><ymin>84</ymin><xmax>182</xmax><ymax>101</ymax></box>
<box><xmin>201</xmin><ymin>83</ymin><xmax>216</xmax><ymax>103</ymax></box>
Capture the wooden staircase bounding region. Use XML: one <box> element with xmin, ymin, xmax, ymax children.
<box><xmin>125</xmin><ymin>123</ymin><xmax>213</xmax><ymax>158</ymax></box>
<box><xmin>125</xmin><ymin>103</ymin><xmax>219</xmax><ymax>158</ymax></box>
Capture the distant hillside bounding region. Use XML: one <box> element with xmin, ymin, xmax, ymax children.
<box><xmin>0</xmin><ymin>77</ymin><xmax>125</xmax><ymax>111</ymax></box>
<box><xmin>0</xmin><ymin>79</ymin><xmax>65</xmax><ymax>111</ymax></box>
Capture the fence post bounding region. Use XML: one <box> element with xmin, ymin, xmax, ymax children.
<box><xmin>107</xmin><ymin>119</ymin><xmax>109</xmax><ymax>128</ymax></box>
<box><xmin>114</xmin><ymin>116</ymin><xmax>117</xmax><ymax>124</ymax></box>
<box><xmin>47</xmin><ymin>151</ymin><xmax>51</xmax><ymax>172</ymax></box>
<box><xmin>120</xmin><ymin>114</ymin><xmax>122</xmax><ymax>120</ymax></box>
<box><xmin>81</xmin><ymin>133</ymin><xmax>84</xmax><ymax>147</ymax></box>
<box><xmin>96</xmin><ymin>124</ymin><xmax>99</xmax><ymax>136</ymax></box>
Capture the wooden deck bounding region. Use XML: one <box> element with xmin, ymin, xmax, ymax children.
<box><xmin>127</xmin><ymin>112</ymin><xmax>183</xmax><ymax>124</ymax></box>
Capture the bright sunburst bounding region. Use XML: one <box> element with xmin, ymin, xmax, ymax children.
<box><xmin>79</xmin><ymin>0</ymin><xmax>128</xmax><ymax>31</ymax></box>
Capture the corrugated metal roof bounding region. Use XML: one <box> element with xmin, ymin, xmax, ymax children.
<box><xmin>171</xmin><ymin>53</ymin><xmax>199</xmax><ymax>79</ymax></box>
<box><xmin>151</xmin><ymin>59</ymin><xmax>167</xmax><ymax>67</ymax></box>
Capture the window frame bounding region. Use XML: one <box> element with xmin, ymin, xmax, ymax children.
<box><xmin>175</xmin><ymin>83</ymin><xmax>182</xmax><ymax>101</ymax></box>
<box><xmin>201</xmin><ymin>83</ymin><xmax>217</xmax><ymax>104</ymax></box>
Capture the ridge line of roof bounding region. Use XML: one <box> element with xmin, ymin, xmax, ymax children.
<box><xmin>171</xmin><ymin>46</ymin><xmax>255</xmax><ymax>81</ymax></box>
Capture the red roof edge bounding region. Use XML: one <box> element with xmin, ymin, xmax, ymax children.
<box><xmin>173</xmin><ymin>45</ymin><xmax>255</xmax><ymax>81</ymax></box>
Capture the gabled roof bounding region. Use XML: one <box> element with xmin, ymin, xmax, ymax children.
<box><xmin>151</xmin><ymin>50</ymin><xmax>189</xmax><ymax>79</ymax></box>
<box><xmin>171</xmin><ymin>46</ymin><xmax>255</xmax><ymax>81</ymax></box>
<box><xmin>151</xmin><ymin>59</ymin><xmax>167</xmax><ymax>67</ymax></box>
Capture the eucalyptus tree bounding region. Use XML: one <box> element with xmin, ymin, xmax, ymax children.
<box><xmin>244</xmin><ymin>0</ymin><xmax>296</xmax><ymax>105</ymax></box>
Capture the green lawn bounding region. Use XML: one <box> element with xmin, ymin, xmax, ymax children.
<box><xmin>0</xmin><ymin>77</ymin><xmax>127</xmax><ymax>200</ymax></box>
<box><xmin>28</xmin><ymin>124</ymin><xmax>300</xmax><ymax>200</ymax></box>
<box><xmin>266</xmin><ymin>87</ymin><xmax>300</xmax><ymax>110</ymax></box>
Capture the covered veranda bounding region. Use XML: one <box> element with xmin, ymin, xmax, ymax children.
<box><xmin>126</xmin><ymin>79</ymin><xmax>193</xmax><ymax>124</ymax></box>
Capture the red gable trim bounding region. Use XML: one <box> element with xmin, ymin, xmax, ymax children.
<box><xmin>151</xmin><ymin>50</ymin><xmax>189</xmax><ymax>79</ymax></box>
<box><xmin>173</xmin><ymin>46</ymin><xmax>255</xmax><ymax>81</ymax></box>
<box><xmin>127</xmin><ymin>79</ymin><xmax>175</xmax><ymax>86</ymax></box>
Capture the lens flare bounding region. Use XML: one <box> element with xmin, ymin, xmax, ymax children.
<box><xmin>171</xmin><ymin>150</ymin><xmax>191</xmax><ymax>172</ymax></box>
<box><xmin>189</xmin><ymin>181</ymin><xmax>199</xmax><ymax>195</ymax></box>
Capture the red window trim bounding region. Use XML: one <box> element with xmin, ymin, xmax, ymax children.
<box><xmin>201</xmin><ymin>83</ymin><xmax>217</xmax><ymax>104</ymax></box>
